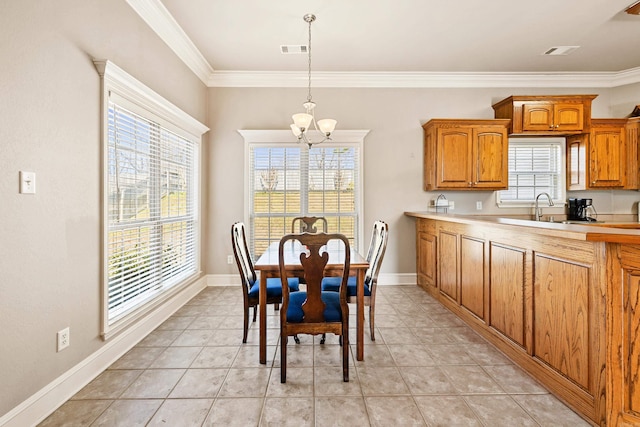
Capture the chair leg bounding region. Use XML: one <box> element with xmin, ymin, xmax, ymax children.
<box><xmin>342</xmin><ymin>330</ymin><xmax>349</xmax><ymax>382</ymax></box>
<box><xmin>369</xmin><ymin>305</ymin><xmax>375</xmax><ymax>341</ymax></box>
<box><xmin>320</xmin><ymin>333</ymin><xmax>326</xmax><ymax>344</ymax></box>
<box><xmin>281</xmin><ymin>333</ymin><xmax>287</xmax><ymax>383</ymax></box>
<box><xmin>274</xmin><ymin>303</ymin><xmax>280</xmax><ymax>311</ymax></box>
<box><xmin>294</xmin><ymin>335</ymin><xmax>300</xmax><ymax>344</ymax></box>
<box><xmin>252</xmin><ymin>306</ymin><xmax>257</xmax><ymax>322</ymax></box>
<box><xmin>243</xmin><ymin>306</ymin><xmax>249</xmax><ymax>344</ymax></box>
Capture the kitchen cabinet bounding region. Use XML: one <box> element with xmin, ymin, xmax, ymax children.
<box><xmin>416</xmin><ymin>220</ymin><xmax>437</xmax><ymax>290</ymax></box>
<box><xmin>492</xmin><ymin>95</ymin><xmax>597</xmax><ymax>135</ymax></box>
<box><xmin>566</xmin><ymin>118</ymin><xmax>635</xmax><ymax>190</ymax></box>
<box><xmin>406</xmin><ymin>214</ymin><xmax>607</xmax><ymax>425</ymax></box>
<box><xmin>423</xmin><ymin>119</ymin><xmax>509</xmax><ymax>190</ymax></box>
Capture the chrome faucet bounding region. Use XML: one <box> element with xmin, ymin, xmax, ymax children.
<box><xmin>535</xmin><ymin>192</ymin><xmax>554</xmax><ymax>221</ymax></box>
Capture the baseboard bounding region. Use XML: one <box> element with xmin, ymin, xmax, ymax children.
<box><xmin>206</xmin><ymin>272</ymin><xmax>417</xmax><ymax>286</ymax></box>
<box><xmin>0</xmin><ymin>277</ymin><xmax>206</xmax><ymax>427</ymax></box>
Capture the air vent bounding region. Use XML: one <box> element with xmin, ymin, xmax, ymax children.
<box><xmin>281</xmin><ymin>45</ymin><xmax>308</xmax><ymax>54</ymax></box>
<box><xmin>543</xmin><ymin>46</ymin><xmax>580</xmax><ymax>56</ymax></box>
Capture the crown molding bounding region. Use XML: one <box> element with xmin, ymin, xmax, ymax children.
<box><xmin>208</xmin><ymin>68</ymin><xmax>640</xmax><ymax>88</ymax></box>
<box><xmin>126</xmin><ymin>0</ymin><xmax>213</xmax><ymax>83</ymax></box>
<box><xmin>128</xmin><ymin>0</ymin><xmax>640</xmax><ymax>89</ymax></box>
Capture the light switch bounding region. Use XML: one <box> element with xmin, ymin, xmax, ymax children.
<box><xmin>20</xmin><ymin>171</ymin><xmax>36</xmax><ymax>194</ymax></box>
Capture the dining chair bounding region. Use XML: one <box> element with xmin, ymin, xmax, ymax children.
<box><xmin>278</xmin><ymin>232</ymin><xmax>350</xmax><ymax>383</ymax></box>
<box><xmin>321</xmin><ymin>220</ymin><xmax>388</xmax><ymax>341</ymax></box>
<box><xmin>291</xmin><ymin>216</ymin><xmax>328</xmax><ymax>233</ymax></box>
<box><xmin>231</xmin><ymin>222</ymin><xmax>300</xmax><ymax>343</ymax></box>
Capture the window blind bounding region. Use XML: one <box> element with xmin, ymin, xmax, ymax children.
<box><xmin>107</xmin><ymin>102</ymin><xmax>197</xmax><ymax>324</ymax></box>
<box><xmin>499</xmin><ymin>141</ymin><xmax>563</xmax><ymax>202</ymax></box>
<box><xmin>249</xmin><ymin>144</ymin><xmax>360</xmax><ymax>257</ymax></box>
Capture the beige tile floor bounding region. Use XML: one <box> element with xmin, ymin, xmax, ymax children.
<box><xmin>39</xmin><ymin>285</ymin><xmax>591</xmax><ymax>426</ymax></box>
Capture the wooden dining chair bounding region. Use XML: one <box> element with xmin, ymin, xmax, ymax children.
<box><xmin>231</xmin><ymin>222</ymin><xmax>300</xmax><ymax>343</ymax></box>
<box><xmin>291</xmin><ymin>216</ymin><xmax>328</xmax><ymax>233</ymax></box>
<box><xmin>278</xmin><ymin>232</ymin><xmax>350</xmax><ymax>383</ymax></box>
<box><xmin>321</xmin><ymin>220</ymin><xmax>388</xmax><ymax>341</ymax></box>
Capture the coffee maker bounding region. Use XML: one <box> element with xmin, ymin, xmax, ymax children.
<box><xmin>567</xmin><ymin>198</ymin><xmax>595</xmax><ymax>221</ymax></box>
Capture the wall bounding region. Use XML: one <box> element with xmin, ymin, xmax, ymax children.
<box><xmin>205</xmin><ymin>85</ymin><xmax>640</xmax><ymax>278</ymax></box>
<box><xmin>0</xmin><ymin>0</ymin><xmax>207</xmax><ymax>419</ymax></box>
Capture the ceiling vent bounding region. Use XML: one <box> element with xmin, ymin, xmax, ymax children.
<box><xmin>543</xmin><ymin>46</ymin><xmax>580</xmax><ymax>56</ymax></box>
<box><xmin>280</xmin><ymin>45</ymin><xmax>308</xmax><ymax>54</ymax></box>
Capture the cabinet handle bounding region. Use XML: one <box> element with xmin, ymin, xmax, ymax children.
<box><xmin>555</xmin><ymin>124</ymin><xmax>559</xmax><ymax>128</ymax></box>
<box><xmin>549</xmin><ymin>124</ymin><xmax>554</xmax><ymax>128</ymax></box>
<box><xmin>468</xmin><ymin>182</ymin><xmax>472</xmax><ymax>186</ymax></box>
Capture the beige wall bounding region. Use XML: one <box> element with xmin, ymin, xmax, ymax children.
<box><xmin>0</xmin><ymin>0</ymin><xmax>207</xmax><ymax>418</ymax></box>
<box><xmin>204</xmin><ymin>85</ymin><xmax>640</xmax><ymax>277</ymax></box>
<box><xmin>2</xmin><ymin>0</ymin><xmax>640</xmax><ymax>421</ymax></box>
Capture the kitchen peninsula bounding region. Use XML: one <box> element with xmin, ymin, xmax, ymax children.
<box><xmin>405</xmin><ymin>212</ymin><xmax>640</xmax><ymax>427</ymax></box>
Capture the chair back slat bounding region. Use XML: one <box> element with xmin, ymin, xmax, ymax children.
<box><xmin>292</xmin><ymin>216</ymin><xmax>328</xmax><ymax>233</ymax></box>
<box><xmin>231</xmin><ymin>222</ymin><xmax>256</xmax><ymax>289</ymax></box>
<box><xmin>365</xmin><ymin>221</ymin><xmax>388</xmax><ymax>285</ymax></box>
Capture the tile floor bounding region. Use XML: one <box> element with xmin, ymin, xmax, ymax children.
<box><xmin>39</xmin><ymin>285</ymin><xmax>591</xmax><ymax>426</ymax></box>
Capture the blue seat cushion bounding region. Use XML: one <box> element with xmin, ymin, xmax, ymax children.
<box><xmin>321</xmin><ymin>276</ymin><xmax>370</xmax><ymax>297</ymax></box>
<box><xmin>286</xmin><ymin>291</ymin><xmax>343</xmax><ymax>323</ymax></box>
<box><xmin>248</xmin><ymin>277</ymin><xmax>300</xmax><ymax>298</ymax></box>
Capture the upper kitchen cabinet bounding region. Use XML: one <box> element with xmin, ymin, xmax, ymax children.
<box><xmin>423</xmin><ymin>119</ymin><xmax>510</xmax><ymax>190</ymax></box>
<box><xmin>492</xmin><ymin>95</ymin><xmax>597</xmax><ymax>135</ymax></box>
<box><xmin>566</xmin><ymin>118</ymin><xmax>636</xmax><ymax>190</ymax></box>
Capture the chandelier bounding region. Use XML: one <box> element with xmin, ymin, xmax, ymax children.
<box><xmin>290</xmin><ymin>14</ymin><xmax>337</xmax><ymax>148</ymax></box>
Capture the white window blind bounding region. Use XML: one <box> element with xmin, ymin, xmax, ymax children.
<box><xmin>106</xmin><ymin>102</ymin><xmax>197</xmax><ymax>325</ymax></box>
<box><xmin>498</xmin><ymin>139</ymin><xmax>565</xmax><ymax>204</ymax></box>
<box><xmin>249</xmin><ymin>144</ymin><xmax>360</xmax><ymax>257</ymax></box>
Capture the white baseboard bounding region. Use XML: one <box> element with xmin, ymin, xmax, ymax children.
<box><xmin>0</xmin><ymin>277</ymin><xmax>206</xmax><ymax>427</ymax></box>
<box><xmin>206</xmin><ymin>272</ymin><xmax>417</xmax><ymax>287</ymax></box>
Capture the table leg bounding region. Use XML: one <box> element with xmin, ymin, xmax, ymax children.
<box><xmin>259</xmin><ymin>274</ymin><xmax>267</xmax><ymax>364</ymax></box>
<box><xmin>356</xmin><ymin>268</ymin><xmax>365</xmax><ymax>361</ymax></box>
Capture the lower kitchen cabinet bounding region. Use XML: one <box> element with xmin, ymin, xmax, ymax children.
<box><xmin>411</xmin><ymin>217</ymin><xmax>606</xmax><ymax>425</ymax></box>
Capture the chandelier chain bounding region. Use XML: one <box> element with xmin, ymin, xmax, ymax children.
<box><xmin>307</xmin><ymin>16</ymin><xmax>312</xmax><ymax>104</ymax></box>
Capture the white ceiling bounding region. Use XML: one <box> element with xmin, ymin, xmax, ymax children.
<box><xmin>129</xmin><ymin>0</ymin><xmax>640</xmax><ymax>87</ymax></box>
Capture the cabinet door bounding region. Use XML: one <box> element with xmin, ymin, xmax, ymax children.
<box><xmin>554</xmin><ymin>103</ymin><xmax>584</xmax><ymax>132</ymax></box>
<box><xmin>417</xmin><ymin>232</ymin><xmax>437</xmax><ymax>289</ymax></box>
<box><xmin>438</xmin><ymin>231</ymin><xmax>458</xmax><ymax>302</ymax></box>
<box><xmin>460</xmin><ymin>236</ymin><xmax>485</xmax><ymax>319</ymax></box>
<box><xmin>566</xmin><ymin>135</ymin><xmax>587</xmax><ymax>191</ymax></box>
<box><xmin>589</xmin><ymin>126</ymin><xmax>625</xmax><ymax>188</ymax></box>
<box><xmin>472</xmin><ymin>126</ymin><xmax>508</xmax><ymax>189</ymax></box>
<box><xmin>522</xmin><ymin>102</ymin><xmax>554</xmax><ymax>131</ymax></box>
<box><xmin>436</xmin><ymin>128</ymin><xmax>472</xmax><ymax>188</ymax></box>
<box><xmin>489</xmin><ymin>243</ymin><xmax>526</xmax><ymax>348</ymax></box>
<box><xmin>533</xmin><ymin>254</ymin><xmax>590</xmax><ymax>389</ymax></box>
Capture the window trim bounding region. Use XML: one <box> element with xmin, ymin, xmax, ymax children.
<box><xmin>238</xmin><ymin>129</ymin><xmax>369</xmax><ymax>255</ymax></box>
<box><xmin>496</xmin><ymin>137</ymin><xmax>566</xmax><ymax>208</ymax></box>
<box><xmin>95</xmin><ymin>60</ymin><xmax>208</xmax><ymax>340</ymax></box>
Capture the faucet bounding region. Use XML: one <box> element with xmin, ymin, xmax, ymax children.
<box><xmin>535</xmin><ymin>192</ymin><xmax>554</xmax><ymax>221</ymax></box>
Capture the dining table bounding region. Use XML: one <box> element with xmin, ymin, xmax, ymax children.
<box><xmin>254</xmin><ymin>238</ymin><xmax>369</xmax><ymax>364</ymax></box>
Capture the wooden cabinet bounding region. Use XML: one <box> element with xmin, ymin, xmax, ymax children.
<box><xmin>460</xmin><ymin>235</ymin><xmax>486</xmax><ymax>319</ymax></box>
<box><xmin>492</xmin><ymin>95</ymin><xmax>597</xmax><ymax>135</ymax></box>
<box><xmin>607</xmin><ymin>244</ymin><xmax>640</xmax><ymax>426</ymax></box>
<box><xmin>566</xmin><ymin>118</ymin><xmax>635</xmax><ymax>190</ymax></box>
<box><xmin>416</xmin><ymin>220</ymin><xmax>437</xmax><ymax>290</ymax></box>
<box><xmin>410</xmin><ymin>217</ymin><xmax>607</xmax><ymax>425</ymax></box>
<box><xmin>489</xmin><ymin>242</ymin><xmax>527</xmax><ymax>348</ymax></box>
<box><xmin>423</xmin><ymin>119</ymin><xmax>509</xmax><ymax>190</ymax></box>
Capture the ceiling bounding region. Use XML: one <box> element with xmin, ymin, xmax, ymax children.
<box><xmin>129</xmin><ymin>0</ymin><xmax>640</xmax><ymax>87</ymax></box>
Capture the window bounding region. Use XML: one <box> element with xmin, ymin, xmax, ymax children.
<box><xmin>240</xmin><ymin>130</ymin><xmax>367</xmax><ymax>258</ymax></box>
<box><xmin>96</xmin><ymin>60</ymin><xmax>208</xmax><ymax>338</ymax></box>
<box><xmin>497</xmin><ymin>138</ymin><xmax>565</xmax><ymax>206</ymax></box>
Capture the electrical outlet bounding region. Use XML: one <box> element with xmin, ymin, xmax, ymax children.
<box><xmin>57</xmin><ymin>327</ymin><xmax>70</xmax><ymax>352</ymax></box>
<box><xmin>227</xmin><ymin>255</ymin><xmax>234</xmax><ymax>265</ymax></box>
<box><xmin>476</xmin><ymin>201</ymin><xmax>483</xmax><ymax>210</ymax></box>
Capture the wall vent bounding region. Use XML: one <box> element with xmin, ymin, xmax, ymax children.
<box><xmin>280</xmin><ymin>45</ymin><xmax>308</xmax><ymax>54</ymax></box>
<box><xmin>543</xmin><ymin>46</ymin><xmax>580</xmax><ymax>56</ymax></box>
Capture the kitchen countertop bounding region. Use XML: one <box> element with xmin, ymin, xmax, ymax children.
<box><xmin>404</xmin><ymin>211</ymin><xmax>640</xmax><ymax>244</ymax></box>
